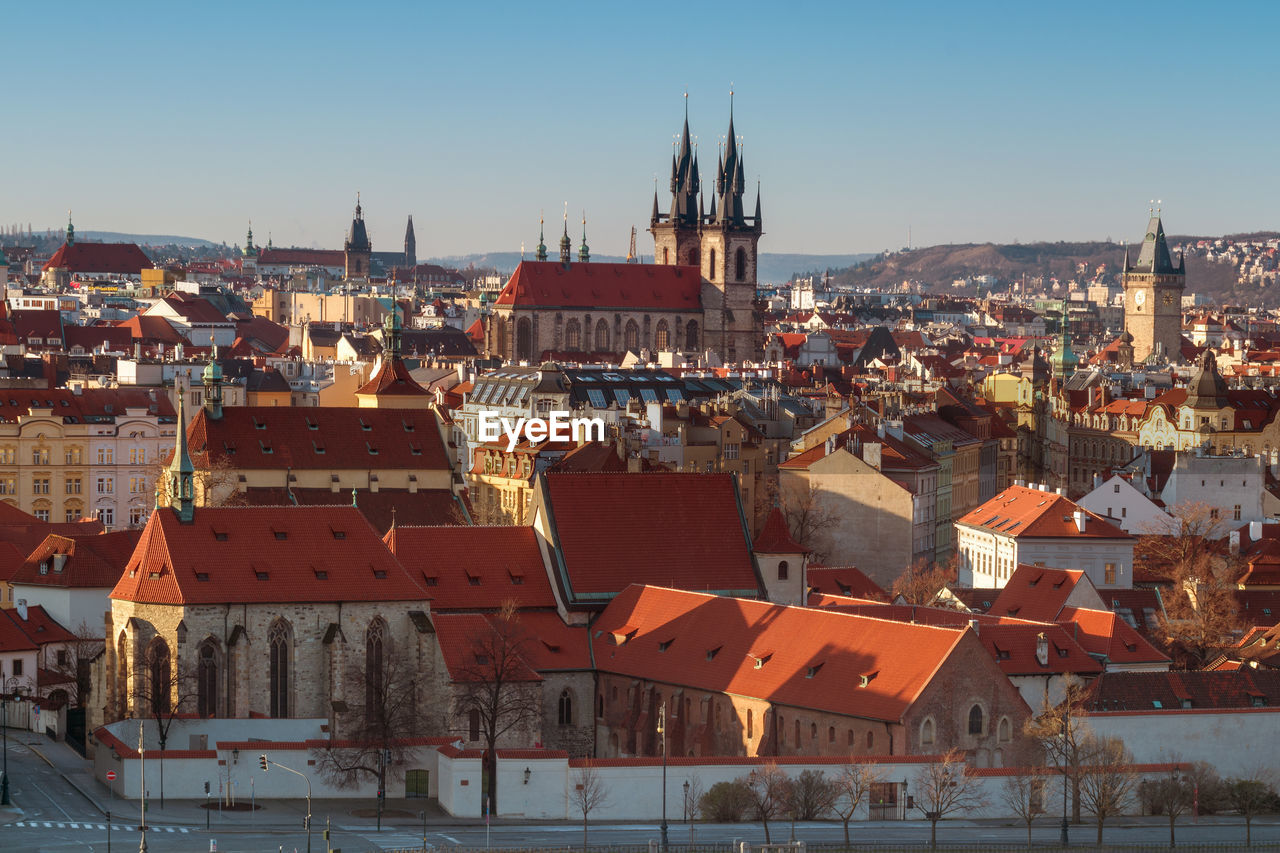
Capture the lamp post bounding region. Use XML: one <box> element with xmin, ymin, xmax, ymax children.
<box><xmin>261</xmin><ymin>755</ymin><xmax>312</xmax><ymax>853</ymax></box>
<box><xmin>683</xmin><ymin>779</ymin><xmax>690</xmax><ymax>842</ymax></box>
<box><xmin>1</xmin><ymin>688</ymin><xmax>19</xmax><ymax>806</ymax></box>
<box><xmin>658</xmin><ymin>701</ymin><xmax>669</xmax><ymax>850</ymax></box>
<box><xmin>139</xmin><ymin>719</ymin><xmax>148</xmax><ymax>853</ymax></box>
<box><xmin>1060</xmin><ymin>715</ymin><xmax>1070</xmax><ymax>847</ymax></box>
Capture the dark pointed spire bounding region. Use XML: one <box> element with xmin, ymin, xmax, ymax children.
<box><xmin>345</xmin><ymin>193</ymin><xmax>371</xmax><ymax>252</ymax></box>
<box><xmin>243</xmin><ymin>220</ymin><xmax>258</xmax><ymax>258</ymax></box>
<box><xmin>1133</xmin><ymin>214</ymin><xmax>1177</xmax><ymax>274</ymax></box>
<box><xmin>559</xmin><ymin>206</ymin><xmax>572</xmax><ymax>264</ymax></box>
<box><xmin>536</xmin><ymin>213</ymin><xmax>548</xmax><ymax>262</ymax></box>
<box><xmin>754</xmin><ymin>181</ymin><xmax>762</xmax><ymax>227</ymax></box>
<box><xmin>651</xmin><ymin>191</ymin><xmax>660</xmax><ymax>225</ymax></box>
<box><xmin>404</xmin><ymin>214</ymin><xmax>417</xmax><ymax>268</ymax></box>
<box><xmin>66</xmin><ymin>211</ymin><xmax>74</xmax><ymax>246</ymax></box>
<box><xmin>578</xmin><ymin>213</ymin><xmax>590</xmax><ymax>263</ymax></box>
<box><xmin>668</xmin><ymin>94</ymin><xmax>700</xmax><ymax>226</ymax></box>
<box><xmin>168</xmin><ymin>393</ymin><xmax>195</xmax><ymax>523</ymax></box>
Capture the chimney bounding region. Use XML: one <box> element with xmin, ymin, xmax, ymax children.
<box><xmin>1250</xmin><ymin>520</ymin><xmax>1264</xmax><ymax>541</ymax></box>
<box><xmin>1093</xmin><ymin>473</ymin><xmax>1103</xmax><ymax>490</ymax></box>
<box><xmin>1073</xmin><ymin>509</ymin><xmax>1087</xmax><ymax>534</ymax></box>
<box><xmin>1056</xmin><ymin>487</ymin><xmax>1066</xmax><ymax>496</ymax></box>
<box><xmin>15</xmin><ymin>599</ymin><xmax>26</xmax><ymax>621</ymax></box>
<box><xmin>1035</xmin><ymin>632</ymin><xmax>1049</xmax><ymax>666</ymax></box>
<box><xmin>862</xmin><ymin>441</ymin><xmax>882</xmax><ymax>471</ymax></box>
<box><xmin>969</xmin><ymin>619</ymin><xmax>980</xmax><ymax>636</ymax></box>
<box><xmin>876</xmin><ymin>421</ymin><xmax>886</xmax><ymax>439</ymax></box>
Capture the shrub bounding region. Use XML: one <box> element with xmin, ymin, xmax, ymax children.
<box><xmin>700</xmin><ymin>780</ymin><xmax>753</xmax><ymax>822</ymax></box>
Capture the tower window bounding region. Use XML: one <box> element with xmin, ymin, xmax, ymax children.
<box><xmin>735</xmin><ymin>247</ymin><xmax>747</xmax><ymax>282</ymax></box>
<box><xmin>709</xmin><ymin>248</ymin><xmax>716</xmax><ymax>278</ymax></box>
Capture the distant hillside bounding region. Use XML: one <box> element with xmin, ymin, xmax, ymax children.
<box><xmin>78</xmin><ymin>231</ymin><xmax>221</xmax><ymax>248</ymax></box>
<box><xmin>426</xmin><ymin>252</ymin><xmax>875</xmax><ymax>285</ymax></box>
<box><xmin>831</xmin><ymin>238</ymin><xmax>1261</xmax><ymax>304</ymax></box>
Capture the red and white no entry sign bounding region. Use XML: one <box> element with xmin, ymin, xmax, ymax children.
<box><xmin>105</xmin><ymin>771</ymin><xmax>117</xmax><ymax>781</ymax></box>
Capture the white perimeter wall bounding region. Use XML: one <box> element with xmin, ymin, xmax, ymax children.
<box><xmin>1084</xmin><ymin>710</ymin><xmax>1280</xmax><ymax>778</ymax></box>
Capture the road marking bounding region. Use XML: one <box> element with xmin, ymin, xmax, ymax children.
<box><xmin>180</xmin><ymin>827</ymin><xmax>190</xmax><ymax>833</ymax></box>
<box><xmin>43</xmin><ymin>821</ymin><xmax>53</xmax><ymax>827</ymax></box>
<box><xmin>439</xmin><ymin>834</ymin><xmax>460</xmax><ymax>844</ymax></box>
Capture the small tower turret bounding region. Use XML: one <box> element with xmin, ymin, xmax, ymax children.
<box><xmin>535</xmin><ymin>214</ymin><xmax>548</xmax><ymax>262</ymax></box>
<box><xmin>202</xmin><ymin>343</ymin><xmax>224</xmax><ymax>420</ymax></box>
<box><xmin>578</xmin><ymin>214</ymin><xmax>590</xmax><ymax>263</ymax></box>
<box><xmin>168</xmin><ymin>393</ymin><xmax>195</xmax><ymax>523</ymax></box>
<box><xmin>66</xmin><ymin>211</ymin><xmax>75</xmax><ymax>246</ymax></box>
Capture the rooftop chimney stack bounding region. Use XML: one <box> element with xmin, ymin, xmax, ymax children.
<box><xmin>1073</xmin><ymin>509</ymin><xmax>1087</xmax><ymax>534</ymax></box>
<box><xmin>1036</xmin><ymin>632</ymin><xmax>1049</xmax><ymax>666</ymax></box>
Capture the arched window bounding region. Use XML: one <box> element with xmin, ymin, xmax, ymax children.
<box><xmin>847</xmin><ymin>729</ymin><xmax>854</xmax><ymax>747</ymax></box>
<box><xmin>558</xmin><ymin>689</ymin><xmax>574</xmax><ymax>726</ymax></box>
<box><xmin>747</xmin><ymin>708</ymin><xmax>753</xmax><ymax>739</ymax></box>
<box><xmin>777</xmin><ymin>560</ymin><xmax>789</xmax><ymax>581</ymax></box>
<box><xmin>709</xmin><ymin>248</ymin><xmax>717</xmax><ymax>279</ymax></box>
<box><xmin>146</xmin><ymin>638</ymin><xmax>170</xmax><ymax>714</ymax></box>
<box><xmin>594</xmin><ymin>319</ymin><xmax>610</xmax><ymax>352</ymax></box>
<box><xmin>116</xmin><ymin>632</ymin><xmax>129</xmax><ymax>716</ymax></box>
<box><xmin>269</xmin><ymin>619</ymin><xmax>291</xmax><ymax>719</ymax></box>
<box><xmin>794</xmin><ymin>718</ymin><xmax>801</xmax><ymax>746</ymax></box>
<box><xmin>516</xmin><ymin>318</ymin><xmax>532</xmax><ymax>362</ymax></box>
<box><xmin>197</xmin><ymin>640</ymin><xmax>218</xmax><ymax>718</ymax></box>
<box><xmin>565</xmin><ymin>319</ymin><xmax>582</xmax><ymax>351</ymax></box>
<box><xmin>624</xmin><ymin>320</ymin><xmax>639</xmax><ymax>352</ymax></box>
<box><xmin>688</xmin><ymin>248</ymin><xmax>699</xmax><ymax>267</ymax></box>
<box><xmin>685</xmin><ymin>320</ymin><xmax>699</xmax><ymax>351</ymax></box>
<box><xmin>496</xmin><ymin>318</ymin><xmax>507</xmax><ymax>356</ymax></box>
<box><xmin>662</xmin><ymin>247</ymin><xmax>669</xmax><ymax>264</ymax></box>
<box><xmin>735</xmin><ymin>247</ymin><xmax>747</xmax><ymax>281</ymax></box>
<box><xmin>366</xmin><ymin>618</ymin><xmax>386</xmax><ymax>717</ymax></box>
<box><xmin>597</xmin><ymin>693</ymin><xmax>604</xmax><ymax>719</ymax></box>
<box><xmin>655</xmin><ymin>321</ymin><xmax>670</xmax><ymax>351</ymax></box>
<box><xmin>998</xmin><ymin>717</ymin><xmax>1011</xmax><ymax>743</ymax></box>
<box><xmin>866</xmin><ymin>730</ymin><xmax>874</xmax><ymax>751</ymax></box>
<box><xmin>921</xmin><ymin>717</ymin><xmax>935</xmax><ymax>745</ymax></box>
<box><xmin>968</xmin><ymin>704</ymin><xmax>985</xmax><ymax>735</ymax></box>
<box><xmin>828</xmin><ymin>725</ymin><xmax>835</xmax><ymax>744</ymax></box>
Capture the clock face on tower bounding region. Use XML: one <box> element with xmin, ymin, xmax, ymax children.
<box><xmin>1134</xmin><ymin>290</ymin><xmax>1146</xmax><ymax>308</ymax></box>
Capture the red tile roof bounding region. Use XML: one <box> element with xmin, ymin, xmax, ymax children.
<box><xmin>1082</xmin><ymin>670</ymin><xmax>1280</xmax><ymax>712</ymax></box>
<box><xmin>64</xmin><ymin>324</ymin><xmax>134</xmax><ymax>353</ymax></box>
<box><xmin>976</xmin><ymin>623</ymin><xmax>1103</xmax><ymax>677</ymax></box>
<box><xmin>257</xmin><ymin>248</ymin><xmax>344</xmax><ymax>267</ymax></box>
<box><xmin>186</xmin><ymin>406</ymin><xmax>450</xmax><ymax>472</ymax></box>
<box><xmin>804</xmin><ymin>566</ymin><xmax>886</xmax><ymax>600</ymax></box>
<box><xmin>0</xmin><ymin>387</ymin><xmax>171</xmax><ymax>424</ymax></box>
<box><xmin>10</xmin><ymin>530</ymin><xmax>141</xmax><ymax>589</ymax></box>
<box><xmin>1057</xmin><ymin>606</ymin><xmax>1170</xmax><ymax>666</ymax></box>
<box><xmin>2</xmin><ymin>604</ymin><xmax>76</xmax><ymax>646</ymax></box>
<box><xmin>752</xmin><ymin>505</ymin><xmax>807</xmax><ymax>554</ymax></box>
<box><xmin>356</xmin><ymin>356</ymin><xmax>429</xmax><ymax>397</ymax></box>
<box><xmin>109</xmin><ymin>506</ymin><xmax>426</xmax><ymax>605</ymax></box>
<box><xmin>0</xmin><ymin>609</ymin><xmax>37</xmax><ymax>652</ymax></box>
<box><xmin>44</xmin><ymin>242</ymin><xmax>152</xmax><ymax>275</ymax></box>
<box><xmin>242</xmin><ymin>487</ymin><xmax>466</xmax><ymax>532</ymax></box>
<box><xmin>542</xmin><ymin>472</ymin><xmax>761</xmax><ymax>601</ymax></box>
<box><xmin>431</xmin><ymin>612</ymin><xmax>542</xmax><ymax>682</ymax></box>
<box><xmin>494</xmin><ymin>261</ymin><xmax>702</xmax><ymax>311</ymax></box>
<box><xmin>158</xmin><ymin>293</ymin><xmax>231</xmax><ymax>324</ymax></box>
<box><xmin>988</xmin><ymin>565</ymin><xmax>1097</xmax><ymax>622</ymax></box>
<box><xmin>386</xmin><ymin>525</ymin><xmax>556</xmax><ymax>611</ymax></box>
<box><xmin>116</xmin><ymin>314</ymin><xmax>185</xmax><ymax>344</ymax></box>
<box><xmin>592</xmin><ymin>585</ymin><xmax>970</xmax><ymax>722</ymax></box>
<box><xmin>958</xmin><ymin>485</ymin><xmax>1132</xmax><ymax>540</ymax></box>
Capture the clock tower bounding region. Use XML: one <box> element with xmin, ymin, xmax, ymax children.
<box><xmin>1122</xmin><ymin>213</ymin><xmax>1185</xmax><ymax>364</ymax></box>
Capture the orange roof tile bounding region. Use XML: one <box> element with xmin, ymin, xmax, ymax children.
<box><xmin>386</xmin><ymin>525</ymin><xmax>556</xmax><ymax>611</ymax></box>
<box><xmin>494</xmin><ymin>261</ymin><xmax>702</xmax><ymax>311</ymax></box>
<box><xmin>1057</xmin><ymin>606</ymin><xmax>1170</xmax><ymax>666</ymax></box>
<box><xmin>752</xmin><ymin>505</ymin><xmax>807</xmax><ymax>554</ymax></box>
<box><xmin>988</xmin><ymin>565</ymin><xmax>1092</xmax><ymax>622</ymax></box>
<box><xmin>959</xmin><ymin>485</ymin><xmax>1131</xmax><ymax>540</ymax></box>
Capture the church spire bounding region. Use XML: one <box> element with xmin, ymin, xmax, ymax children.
<box><xmin>578</xmin><ymin>213</ymin><xmax>590</xmax><ymax>263</ymax></box>
<box><xmin>244</xmin><ymin>220</ymin><xmax>258</xmax><ymax>258</ymax></box>
<box><xmin>66</xmin><ymin>211</ymin><xmax>74</xmax><ymax>246</ymax></box>
<box><xmin>404</xmin><ymin>214</ymin><xmax>417</xmax><ymax>268</ymax></box>
<box><xmin>535</xmin><ymin>213</ymin><xmax>548</xmax><ymax>262</ymax></box>
<box><xmin>559</xmin><ymin>205</ymin><xmax>572</xmax><ymax>264</ymax></box>
<box><xmin>168</xmin><ymin>393</ymin><xmax>195</xmax><ymax>523</ymax></box>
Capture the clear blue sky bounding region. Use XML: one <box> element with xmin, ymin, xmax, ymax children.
<box><xmin>7</xmin><ymin>0</ymin><xmax>1278</xmax><ymax>258</ymax></box>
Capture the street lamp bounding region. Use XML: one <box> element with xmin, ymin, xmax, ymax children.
<box><xmin>1060</xmin><ymin>714</ymin><xmax>1071</xmax><ymax>847</ymax></box>
<box><xmin>2</xmin><ymin>687</ymin><xmax>23</xmax><ymax>806</ymax></box>
<box><xmin>261</xmin><ymin>755</ymin><xmax>313</xmax><ymax>853</ymax></box>
<box><xmin>658</xmin><ymin>701</ymin><xmax>669</xmax><ymax>850</ymax></box>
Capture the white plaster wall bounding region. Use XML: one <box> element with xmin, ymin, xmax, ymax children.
<box><xmin>1084</xmin><ymin>710</ymin><xmax>1280</xmax><ymax>777</ymax></box>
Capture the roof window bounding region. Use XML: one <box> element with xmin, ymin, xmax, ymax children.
<box><xmin>372</xmin><ymin>568</ymin><xmax>388</xmax><ymax>579</ymax></box>
<box><xmin>253</xmin><ymin>417</ymin><xmax>266</xmax><ymax>430</ymax></box>
<box><xmin>806</xmin><ymin>662</ymin><xmax>824</xmax><ymax>678</ymax></box>
<box><xmin>331</xmin><ymin>529</ymin><xmax>346</xmax><ymax>540</ymax></box>
<box><xmin>255</xmin><ymin>570</ymin><xmax>269</xmax><ymax>580</ymax></box>
<box><xmin>195</xmin><ymin>572</ymin><xmax>210</xmax><ymax>581</ymax></box>
<box><xmin>467</xmin><ymin>573</ymin><xmax>481</xmax><ymax>586</ymax></box>
<box><xmin>706</xmin><ymin>645</ymin><xmax>722</xmax><ymax>661</ymax></box>
<box><xmin>359</xmin><ymin>419</ymin><xmax>372</xmax><ymax>432</ymax></box>
<box><xmin>213</xmin><ymin>529</ymin><xmax>228</xmax><ymax>541</ymax></box>
<box><xmin>314</xmin><ymin>569</ymin><xmax>328</xmax><ymax>580</ymax></box>
<box><xmin>273</xmin><ymin>530</ymin><xmax>288</xmax><ymax>541</ymax></box>
<box><xmin>860</xmin><ymin>671</ymin><xmax>879</xmax><ymax>687</ymax></box>
<box><xmin>424</xmin><ymin>575</ymin><xmax>438</xmax><ymax>586</ymax></box>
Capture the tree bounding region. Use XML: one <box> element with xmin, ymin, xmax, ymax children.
<box><xmin>312</xmin><ymin>635</ymin><xmax>432</xmax><ymax>810</ymax></box>
<box><xmin>744</xmin><ymin>763</ymin><xmax>791</xmax><ymax>843</ymax></box>
<box><xmin>134</xmin><ymin>639</ymin><xmax>199</xmax><ymax>809</ymax></box>
<box><xmin>891</xmin><ymin>558</ymin><xmax>955</xmax><ymax>606</ymax></box>
<box><xmin>53</xmin><ymin>621</ymin><xmax>104</xmax><ymax>709</ymax></box>
<box><xmin>1160</xmin><ymin>547</ymin><xmax>1245</xmax><ymax>669</ymax></box>
<box><xmin>1000</xmin><ymin>767</ymin><xmax>1047</xmax><ymax>847</ymax></box>
<box><xmin>831</xmin><ymin>761</ymin><xmax>883</xmax><ymax>845</ymax></box>
<box><xmin>1140</xmin><ymin>764</ymin><xmax>1194</xmax><ymax>849</ymax></box>
<box><xmin>1023</xmin><ymin>673</ymin><xmax>1090</xmax><ymax>823</ymax></box>
<box><xmin>569</xmin><ymin>763</ymin><xmax>609</xmax><ymax>851</ymax></box>
<box><xmin>778</xmin><ymin>481</ymin><xmax>839</xmax><ymax>562</ymax></box>
<box><xmin>912</xmin><ymin>749</ymin><xmax>988</xmax><ymax>849</ymax></box>
<box><xmin>1137</xmin><ymin>501</ymin><xmax>1231</xmax><ymax>577</ymax></box>
<box><xmin>1227</xmin><ymin>767</ymin><xmax>1278</xmax><ymax>847</ymax></box>
<box><xmin>699</xmin><ymin>780</ymin><xmax>752</xmax><ymax>822</ymax></box>
<box><xmin>1077</xmin><ymin>735</ymin><xmax>1138</xmax><ymax>846</ymax></box>
<box><xmin>451</xmin><ymin>600</ymin><xmax>542</xmax><ymax>814</ymax></box>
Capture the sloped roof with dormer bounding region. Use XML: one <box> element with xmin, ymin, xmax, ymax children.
<box><xmin>494</xmin><ymin>261</ymin><xmax>702</xmax><ymax>311</ymax></box>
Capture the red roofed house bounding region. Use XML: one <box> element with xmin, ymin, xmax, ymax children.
<box><xmin>41</xmin><ymin>219</ymin><xmax>153</xmax><ymax>288</ymax></box>
<box><xmin>592</xmin><ymin>584</ymin><xmax>1037</xmax><ymax>767</ymax></box>
<box><xmin>143</xmin><ymin>292</ymin><xmax>237</xmax><ymax>347</ymax></box>
<box><xmin>9</xmin><ymin>529</ymin><xmax>141</xmax><ymax>632</ymax></box>
<box><xmin>955</xmin><ymin>483</ymin><xmax>1135</xmax><ymax>591</ymax></box>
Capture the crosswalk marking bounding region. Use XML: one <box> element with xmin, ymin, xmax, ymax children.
<box><xmin>13</xmin><ymin>820</ymin><xmax>193</xmax><ymax>833</ymax></box>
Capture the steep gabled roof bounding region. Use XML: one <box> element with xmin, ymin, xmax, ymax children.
<box><xmin>44</xmin><ymin>241</ymin><xmax>152</xmax><ymax>274</ymax></box>
<box><xmin>1</xmin><ymin>604</ymin><xmax>76</xmax><ymax>646</ymax></box>
<box><xmin>494</xmin><ymin>261</ymin><xmax>702</xmax><ymax>311</ymax></box>
<box><xmin>989</xmin><ymin>565</ymin><xmax>1103</xmax><ymax>622</ymax></box>
<box><xmin>386</xmin><ymin>525</ymin><xmax>556</xmax><ymax>611</ymax></box>
<box><xmin>958</xmin><ymin>485</ymin><xmax>1132</xmax><ymax>540</ymax></box>
<box><xmin>1058</xmin><ymin>606</ymin><xmax>1170</xmax><ymax>666</ymax></box>
<box><xmin>592</xmin><ymin>585</ymin><xmax>970</xmax><ymax>722</ymax></box>
<box><xmin>11</xmin><ymin>530</ymin><xmax>141</xmax><ymax>589</ymax></box>
<box><xmin>977</xmin><ymin>623</ymin><xmax>1103</xmax><ymax>677</ymax></box>
<box><xmin>109</xmin><ymin>506</ymin><xmax>425</xmax><ymax>605</ymax></box>
<box><xmin>805</xmin><ymin>566</ymin><xmax>886</xmax><ymax>600</ymax></box>
<box><xmin>432</xmin><ymin>612</ymin><xmax>543</xmax><ymax>683</ymax></box>
<box><xmin>752</xmin><ymin>505</ymin><xmax>807</xmax><ymax>554</ymax></box>
<box><xmin>541</xmin><ymin>472</ymin><xmax>761</xmax><ymax>602</ymax></box>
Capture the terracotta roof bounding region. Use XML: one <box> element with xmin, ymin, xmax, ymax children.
<box><xmin>494</xmin><ymin>261</ymin><xmax>702</xmax><ymax>311</ymax></box>
<box><xmin>592</xmin><ymin>585</ymin><xmax>969</xmax><ymax>722</ymax></box>
<box><xmin>64</xmin><ymin>324</ymin><xmax>133</xmax><ymax>353</ymax></box>
<box><xmin>44</xmin><ymin>242</ymin><xmax>152</xmax><ymax>274</ymax></box>
<box><xmin>542</xmin><ymin>472</ymin><xmax>760</xmax><ymax>601</ymax></box>
<box><xmin>257</xmin><ymin>248</ymin><xmax>344</xmax><ymax>267</ymax></box>
<box><xmin>752</xmin><ymin>505</ymin><xmax>807</xmax><ymax>554</ymax></box>
<box><xmin>116</xmin><ymin>314</ymin><xmax>185</xmax><ymax>344</ymax></box>
<box><xmin>10</xmin><ymin>530</ymin><xmax>141</xmax><ymax>589</ymax></box>
<box><xmin>0</xmin><ymin>387</ymin><xmax>172</xmax><ymax>424</ymax></box>
<box><xmin>988</xmin><ymin>565</ymin><xmax>1095</xmax><ymax>622</ymax></box>
<box><xmin>976</xmin><ymin>623</ymin><xmax>1103</xmax><ymax>677</ymax></box>
<box><xmin>1104</xmin><ymin>588</ymin><xmax>1166</xmax><ymax>636</ymax></box>
<box><xmin>240</xmin><ymin>487</ymin><xmax>467</xmax><ymax>532</ymax></box>
<box><xmin>386</xmin><ymin>525</ymin><xmax>556</xmax><ymax>611</ymax></box>
<box><xmin>186</xmin><ymin>406</ymin><xmax>450</xmax><ymax>471</ymax></box>
<box><xmin>1082</xmin><ymin>670</ymin><xmax>1280</xmax><ymax>712</ymax></box>
<box><xmin>805</xmin><ymin>566</ymin><xmax>886</xmax><ymax>600</ymax></box>
<box><xmin>432</xmin><ymin>612</ymin><xmax>542</xmax><ymax>683</ymax></box>
<box><xmin>109</xmin><ymin>505</ymin><xmax>426</xmax><ymax>605</ymax></box>
<box><xmin>356</xmin><ymin>355</ymin><xmax>429</xmax><ymax>396</ymax></box>
<box><xmin>1057</xmin><ymin>606</ymin><xmax>1170</xmax><ymax>666</ymax></box>
<box><xmin>546</xmin><ymin>441</ymin><xmax>627</xmax><ymax>473</ymax></box>
<box><xmin>0</xmin><ymin>609</ymin><xmax>38</xmax><ymax>652</ymax></box>
<box><xmin>1</xmin><ymin>604</ymin><xmax>76</xmax><ymax>646</ymax></box>
<box><xmin>958</xmin><ymin>485</ymin><xmax>1131</xmax><ymax>540</ymax></box>
<box><xmin>158</xmin><ymin>293</ymin><xmax>231</xmax><ymax>324</ymax></box>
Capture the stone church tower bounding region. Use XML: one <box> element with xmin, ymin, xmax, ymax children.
<box><xmin>344</xmin><ymin>194</ymin><xmax>372</xmax><ymax>280</ymax></box>
<box><xmin>649</xmin><ymin>97</ymin><xmax>762</xmax><ymax>362</ymax></box>
<box><xmin>1123</xmin><ymin>213</ymin><xmax>1185</xmax><ymax>363</ymax></box>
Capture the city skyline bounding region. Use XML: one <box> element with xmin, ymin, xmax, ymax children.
<box><xmin>7</xmin><ymin>0</ymin><xmax>1278</xmax><ymax>257</ymax></box>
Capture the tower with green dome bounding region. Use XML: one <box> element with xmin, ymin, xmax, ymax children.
<box><xmin>1050</xmin><ymin>305</ymin><xmax>1078</xmax><ymax>382</ymax></box>
<box><xmin>202</xmin><ymin>345</ymin><xmax>224</xmax><ymax>420</ymax></box>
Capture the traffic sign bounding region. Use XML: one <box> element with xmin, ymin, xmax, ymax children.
<box><xmin>106</xmin><ymin>771</ymin><xmax>117</xmax><ymax>781</ymax></box>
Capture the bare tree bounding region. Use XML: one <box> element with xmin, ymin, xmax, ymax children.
<box><xmin>778</xmin><ymin>481</ymin><xmax>839</xmax><ymax>561</ymax></box>
<box><xmin>912</xmin><ymin>749</ymin><xmax>988</xmax><ymax>849</ymax></box>
<box><xmin>1140</xmin><ymin>763</ymin><xmax>1194</xmax><ymax>850</ymax></box>
<box><xmin>1000</xmin><ymin>767</ymin><xmax>1047</xmax><ymax>847</ymax></box>
<box><xmin>1077</xmin><ymin>735</ymin><xmax>1138</xmax><ymax>846</ymax></box>
<box><xmin>743</xmin><ymin>762</ymin><xmax>791</xmax><ymax>843</ymax></box>
<box><xmin>1160</xmin><ymin>549</ymin><xmax>1245</xmax><ymax>669</ymax></box>
<box><xmin>451</xmin><ymin>600</ymin><xmax>542</xmax><ymax>813</ymax></box>
<box><xmin>52</xmin><ymin>621</ymin><xmax>104</xmax><ymax>708</ymax></box>
<box><xmin>831</xmin><ymin>761</ymin><xmax>883</xmax><ymax>845</ymax></box>
<box><xmin>312</xmin><ymin>638</ymin><xmax>432</xmax><ymax>807</ymax></box>
<box><xmin>134</xmin><ymin>641</ymin><xmax>198</xmax><ymax>809</ymax></box>
<box><xmin>1227</xmin><ymin>766</ymin><xmax>1278</xmax><ymax>847</ymax></box>
<box><xmin>891</xmin><ymin>558</ymin><xmax>955</xmax><ymax>605</ymax></box>
<box><xmin>570</xmin><ymin>763</ymin><xmax>609</xmax><ymax>851</ymax></box>
<box><xmin>1023</xmin><ymin>673</ymin><xmax>1090</xmax><ymax>822</ymax></box>
<box><xmin>681</xmin><ymin>775</ymin><xmax>704</xmax><ymax>843</ymax></box>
